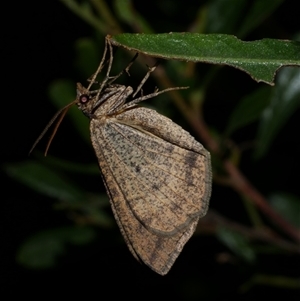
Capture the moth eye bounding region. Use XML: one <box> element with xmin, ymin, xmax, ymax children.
<box><xmin>79</xmin><ymin>94</ymin><xmax>90</xmax><ymax>104</ymax></box>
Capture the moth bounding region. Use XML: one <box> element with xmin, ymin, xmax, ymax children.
<box><xmin>31</xmin><ymin>36</ymin><xmax>212</xmax><ymax>275</ymax></box>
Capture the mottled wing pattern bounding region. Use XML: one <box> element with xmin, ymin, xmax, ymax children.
<box><xmin>90</xmin><ymin>107</ymin><xmax>211</xmax><ymax>275</ymax></box>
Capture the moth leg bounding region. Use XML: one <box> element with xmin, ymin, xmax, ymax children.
<box><xmin>87</xmin><ymin>38</ymin><xmax>109</xmax><ymax>90</ymax></box>
<box><xmin>107</xmin><ymin>53</ymin><xmax>139</xmax><ymax>86</ymax></box>
<box><xmin>121</xmin><ymin>86</ymin><xmax>188</xmax><ymax>110</ymax></box>
<box><xmin>92</xmin><ymin>39</ymin><xmax>138</xmax><ymax>101</ymax></box>
<box><xmin>132</xmin><ymin>60</ymin><xmax>160</xmax><ymax>98</ymax></box>
<box><xmin>86</xmin><ymin>37</ymin><xmax>116</xmax><ymax>99</ymax></box>
<box><xmin>90</xmin><ymin>38</ymin><xmax>115</xmax><ymax>100</ymax></box>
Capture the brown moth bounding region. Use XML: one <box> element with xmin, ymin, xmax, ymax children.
<box><xmin>31</xmin><ymin>36</ymin><xmax>212</xmax><ymax>275</ymax></box>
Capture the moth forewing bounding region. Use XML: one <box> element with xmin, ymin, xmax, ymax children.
<box><xmin>112</xmin><ymin>108</ymin><xmax>210</xmax><ymax>229</ymax></box>
<box><xmin>88</xmin><ymin>102</ymin><xmax>211</xmax><ymax>275</ymax></box>
<box><xmin>90</xmin><ymin>117</ymin><xmax>204</xmax><ymax>274</ymax></box>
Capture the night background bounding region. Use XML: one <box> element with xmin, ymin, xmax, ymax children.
<box><xmin>1</xmin><ymin>0</ymin><xmax>300</xmax><ymax>299</ymax></box>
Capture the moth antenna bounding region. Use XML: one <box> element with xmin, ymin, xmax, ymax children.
<box><xmin>44</xmin><ymin>106</ymin><xmax>69</xmax><ymax>156</ymax></box>
<box><xmin>29</xmin><ymin>100</ymin><xmax>78</xmax><ymax>156</ymax></box>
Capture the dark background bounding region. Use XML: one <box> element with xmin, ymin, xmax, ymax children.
<box><xmin>1</xmin><ymin>1</ymin><xmax>299</xmax><ymax>299</ymax></box>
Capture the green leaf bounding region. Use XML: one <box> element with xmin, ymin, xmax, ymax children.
<box><xmin>255</xmin><ymin>67</ymin><xmax>300</xmax><ymax>158</ymax></box>
<box><xmin>225</xmin><ymin>86</ymin><xmax>272</xmax><ymax>136</ymax></box>
<box><xmin>269</xmin><ymin>193</ymin><xmax>300</xmax><ymax>228</ymax></box>
<box><xmin>110</xmin><ymin>33</ymin><xmax>300</xmax><ymax>85</ymax></box>
<box><xmin>217</xmin><ymin>227</ymin><xmax>256</xmax><ymax>262</ymax></box>
<box><xmin>48</xmin><ymin>79</ymin><xmax>90</xmax><ymax>143</ymax></box>
<box><xmin>4</xmin><ymin>161</ymin><xmax>85</xmax><ymax>203</ymax></box>
<box><xmin>17</xmin><ymin>226</ymin><xmax>96</xmax><ymax>269</ymax></box>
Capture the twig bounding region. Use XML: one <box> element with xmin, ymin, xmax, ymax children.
<box><xmin>198</xmin><ymin>210</ymin><xmax>300</xmax><ymax>254</ymax></box>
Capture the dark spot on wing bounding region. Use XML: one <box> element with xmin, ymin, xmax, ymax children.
<box><xmin>165</xmin><ymin>144</ymin><xmax>175</xmax><ymax>153</ymax></box>
<box><xmin>184</xmin><ymin>152</ymin><xmax>198</xmax><ymax>167</ymax></box>
<box><xmin>152</xmin><ymin>183</ymin><xmax>159</xmax><ymax>190</ymax></box>
<box><xmin>184</xmin><ymin>152</ymin><xmax>199</xmax><ymax>186</ymax></box>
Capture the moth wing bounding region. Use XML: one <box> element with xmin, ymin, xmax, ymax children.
<box><xmin>90</xmin><ymin>107</ymin><xmax>211</xmax><ymax>274</ymax></box>
<box><xmin>115</xmin><ymin>107</ymin><xmax>211</xmax><ymax>233</ymax></box>
<box><xmin>100</xmin><ymin>163</ymin><xmax>200</xmax><ymax>275</ymax></box>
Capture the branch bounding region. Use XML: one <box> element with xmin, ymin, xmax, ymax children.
<box><xmin>197</xmin><ymin>210</ymin><xmax>300</xmax><ymax>254</ymax></box>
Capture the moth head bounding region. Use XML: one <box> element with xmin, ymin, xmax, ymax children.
<box><xmin>76</xmin><ymin>82</ymin><xmax>96</xmax><ymax>118</ymax></box>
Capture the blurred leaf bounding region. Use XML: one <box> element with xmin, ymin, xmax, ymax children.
<box><xmin>206</xmin><ymin>0</ymin><xmax>248</xmax><ymax>34</ymax></box>
<box><xmin>114</xmin><ymin>0</ymin><xmax>153</xmax><ymax>33</ymax></box>
<box><xmin>240</xmin><ymin>274</ymin><xmax>300</xmax><ymax>292</ymax></box>
<box><xmin>206</xmin><ymin>0</ymin><xmax>284</xmax><ymax>38</ymax></box>
<box><xmin>237</xmin><ymin>0</ymin><xmax>284</xmax><ymax>37</ymax></box>
<box><xmin>74</xmin><ymin>38</ymin><xmax>101</xmax><ymax>78</ymax></box>
<box><xmin>52</xmin><ymin>191</ymin><xmax>112</xmax><ymax>226</ymax></box>
<box><xmin>225</xmin><ymin>86</ymin><xmax>272</xmax><ymax>136</ymax></box>
<box><xmin>5</xmin><ymin>160</ymin><xmax>113</xmax><ymax>228</ymax></box>
<box><xmin>5</xmin><ymin>161</ymin><xmax>85</xmax><ymax>203</ymax></box>
<box><xmin>255</xmin><ymin>67</ymin><xmax>300</xmax><ymax>157</ymax></box>
<box><xmin>81</xmin><ymin>197</ymin><xmax>113</xmax><ymax>227</ymax></box>
<box><xmin>89</xmin><ymin>0</ymin><xmax>121</xmax><ymax>33</ymax></box>
<box><xmin>217</xmin><ymin>227</ymin><xmax>256</xmax><ymax>262</ymax></box>
<box><xmin>87</xmin><ymin>208</ymin><xmax>112</xmax><ymax>226</ymax></box>
<box><xmin>48</xmin><ymin>79</ymin><xmax>90</xmax><ymax>143</ymax></box>
<box><xmin>60</xmin><ymin>0</ymin><xmax>106</xmax><ymax>32</ymax></box>
<box><xmin>17</xmin><ymin>226</ymin><xmax>96</xmax><ymax>269</ymax></box>
<box><xmin>110</xmin><ymin>33</ymin><xmax>300</xmax><ymax>84</ymax></box>
<box><xmin>35</xmin><ymin>153</ymin><xmax>99</xmax><ymax>174</ymax></box>
<box><xmin>269</xmin><ymin>193</ymin><xmax>300</xmax><ymax>228</ymax></box>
